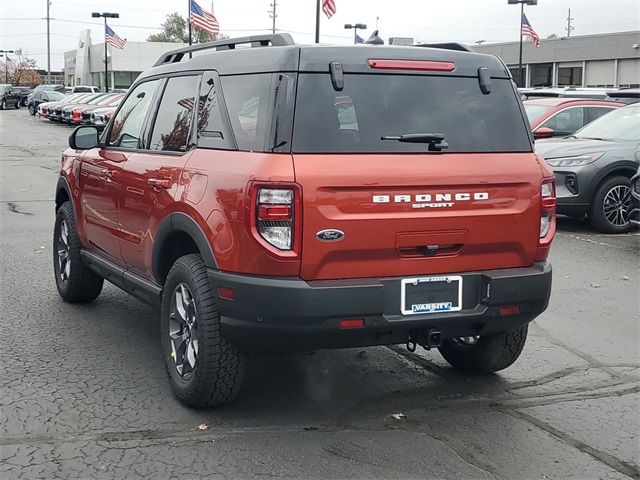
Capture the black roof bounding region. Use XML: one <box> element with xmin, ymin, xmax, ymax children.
<box><xmin>138</xmin><ymin>33</ymin><xmax>510</xmax><ymax>82</ymax></box>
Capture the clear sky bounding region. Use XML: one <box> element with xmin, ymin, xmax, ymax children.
<box><xmin>1</xmin><ymin>0</ymin><xmax>639</xmax><ymax>71</ymax></box>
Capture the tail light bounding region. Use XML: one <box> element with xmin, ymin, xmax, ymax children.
<box><xmin>536</xmin><ymin>178</ymin><xmax>556</xmax><ymax>261</ymax></box>
<box><xmin>248</xmin><ymin>182</ymin><xmax>301</xmax><ymax>257</ymax></box>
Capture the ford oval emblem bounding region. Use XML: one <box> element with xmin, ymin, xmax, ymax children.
<box><xmin>316</xmin><ymin>229</ymin><xmax>345</xmax><ymax>242</ymax></box>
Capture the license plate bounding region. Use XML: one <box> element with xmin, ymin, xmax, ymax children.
<box><xmin>400</xmin><ymin>276</ymin><xmax>462</xmax><ymax>315</ymax></box>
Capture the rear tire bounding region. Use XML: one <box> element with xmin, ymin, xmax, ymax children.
<box><xmin>14</xmin><ymin>101</ymin><xmax>19</xmax><ymax>109</ymax></box>
<box><xmin>53</xmin><ymin>201</ymin><xmax>104</xmax><ymax>302</ymax></box>
<box><xmin>161</xmin><ymin>254</ymin><xmax>245</xmax><ymax>407</ymax></box>
<box><xmin>28</xmin><ymin>104</ymin><xmax>35</xmax><ymax>116</ymax></box>
<box><xmin>588</xmin><ymin>176</ymin><xmax>633</xmax><ymax>234</ymax></box>
<box><xmin>438</xmin><ymin>324</ymin><xmax>528</xmax><ymax>374</ymax></box>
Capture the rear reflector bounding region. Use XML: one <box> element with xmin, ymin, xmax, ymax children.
<box><xmin>368</xmin><ymin>59</ymin><xmax>455</xmax><ymax>72</ymax></box>
<box><xmin>339</xmin><ymin>319</ymin><xmax>364</xmax><ymax>329</ymax></box>
<box><xmin>258</xmin><ymin>205</ymin><xmax>292</xmax><ymax>221</ymax></box>
<box><xmin>217</xmin><ymin>287</ymin><xmax>235</xmax><ymax>300</ymax></box>
<box><xmin>500</xmin><ymin>306</ymin><xmax>520</xmax><ymax>317</ymax></box>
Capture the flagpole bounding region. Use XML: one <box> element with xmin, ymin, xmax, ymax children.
<box><xmin>188</xmin><ymin>0</ymin><xmax>193</xmax><ymax>58</ymax></box>
<box><xmin>518</xmin><ymin>2</ymin><xmax>524</xmax><ymax>87</ymax></box>
<box><xmin>315</xmin><ymin>0</ymin><xmax>320</xmax><ymax>43</ymax></box>
<box><xmin>104</xmin><ymin>18</ymin><xmax>109</xmax><ymax>92</ymax></box>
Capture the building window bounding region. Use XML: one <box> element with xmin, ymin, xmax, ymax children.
<box><xmin>558</xmin><ymin>66</ymin><xmax>583</xmax><ymax>86</ymax></box>
<box><xmin>530</xmin><ymin>63</ymin><xmax>553</xmax><ymax>87</ymax></box>
<box><xmin>509</xmin><ymin>67</ymin><xmax>526</xmax><ymax>87</ymax></box>
<box><xmin>114</xmin><ymin>71</ymin><xmax>142</xmax><ymax>89</ymax></box>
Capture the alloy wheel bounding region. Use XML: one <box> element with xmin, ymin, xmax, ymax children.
<box><xmin>169</xmin><ymin>283</ymin><xmax>199</xmax><ymax>378</ymax></box>
<box><xmin>603</xmin><ymin>184</ymin><xmax>631</xmax><ymax>227</ymax></box>
<box><xmin>455</xmin><ymin>336</ymin><xmax>480</xmax><ymax>346</ymax></box>
<box><xmin>56</xmin><ymin>220</ymin><xmax>71</xmax><ymax>282</ymax></box>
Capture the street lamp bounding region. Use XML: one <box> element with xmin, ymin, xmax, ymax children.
<box><xmin>92</xmin><ymin>12</ymin><xmax>119</xmax><ymax>91</ymax></box>
<box><xmin>0</xmin><ymin>50</ymin><xmax>15</xmax><ymax>84</ymax></box>
<box><xmin>508</xmin><ymin>0</ymin><xmax>537</xmax><ymax>88</ymax></box>
<box><xmin>344</xmin><ymin>23</ymin><xmax>367</xmax><ymax>45</ymax></box>
<box><xmin>475</xmin><ymin>40</ymin><xmax>486</xmax><ymax>46</ymax></box>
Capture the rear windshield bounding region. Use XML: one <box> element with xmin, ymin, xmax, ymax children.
<box><xmin>292</xmin><ymin>74</ymin><xmax>532</xmax><ymax>153</ymax></box>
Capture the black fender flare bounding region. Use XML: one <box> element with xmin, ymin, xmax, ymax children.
<box><xmin>55</xmin><ymin>176</ymin><xmax>73</xmax><ymax>211</ymax></box>
<box><xmin>152</xmin><ymin>212</ymin><xmax>218</xmax><ymax>283</ymax></box>
<box><xmin>592</xmin><ymin>160</ymin><xmax>639</xmax><ymax>191</ymax></box>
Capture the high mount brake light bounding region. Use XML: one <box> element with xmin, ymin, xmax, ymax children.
<box><xmin>368</xmin><ymin>59</ymin><xmax>455</xmax><ymax>72</ymax></box>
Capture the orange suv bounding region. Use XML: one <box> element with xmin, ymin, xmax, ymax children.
<box><xmin>54</xmin><ymin>34</ymin><xmax>556</xmax><ymax>407</ymax></box>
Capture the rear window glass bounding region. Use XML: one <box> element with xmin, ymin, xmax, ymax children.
<box><xmin>292</xmin><ymin>74</ymin><xmax>532</xmax><ymax>153</ymax></box>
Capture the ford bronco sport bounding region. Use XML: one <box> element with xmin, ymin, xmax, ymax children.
<box><xmin>54</xmin><ymin>34</ymin><xmax>555</xmax><ymax>407</ymax></box>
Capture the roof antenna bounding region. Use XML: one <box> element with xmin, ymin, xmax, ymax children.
<box><xmin>366</xmin><ymin>30</ymin><xmax>384</xmax><ymax>45</ymax></box>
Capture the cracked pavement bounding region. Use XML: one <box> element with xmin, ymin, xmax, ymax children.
<box><xmin>1</xmin><ymin>110</ymin><xmax>639</xmax><ymax>479</ymax></box>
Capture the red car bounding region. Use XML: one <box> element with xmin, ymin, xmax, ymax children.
<box><xmin>54</xmin><ymin>35</ymin><xmax>556</xmax><ymax>407</ymax></box>
<box><xmin>524</xmin><ymin>98</ymin><xmax>622</xmax><ymax>139</ymax></box>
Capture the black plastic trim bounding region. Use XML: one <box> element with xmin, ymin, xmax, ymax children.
<box><xmin>152</xmin><ymin>212</ymin><xmax>218</xmax><ymax>284</ymax></box>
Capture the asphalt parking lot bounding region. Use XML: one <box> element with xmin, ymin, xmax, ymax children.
<box><xmin>1</xmin><ymin>109</ymin><xmax>639</xmax><ymax>480</ymax></box>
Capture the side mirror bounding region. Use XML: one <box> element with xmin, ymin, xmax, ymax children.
<box><xmin>534</xmin><ymin>127</ymin><xmax>555</xmax><ymax>139</ymax></box>
<box><xmin>69</xmin><ymin>126</ymin><xmax>100</xmax><ymax>150</ymax></box>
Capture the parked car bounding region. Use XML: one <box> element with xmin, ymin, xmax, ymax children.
<box><xmin>28</xmin><ymin>90</ymin><xmax>66</xmax><ymax>116</ymax></box>
<box><xmin>605</xmin><ymin>88</ymin><xmax>640</xmax><ymax>105</ymax></box>
<box><xmin>524</xmin><ymin>98</ymin><xmax>623</xmax><ymax>139</ymax></box>
<box><xmin>27</xmin><ymin>84</ymin><xmax>66</xmax><ymax>104</ymax></box>
<box><xmin>629</xmin><ymin>165</ymin><xmax>640</xmax><ymax>227</ymax></box>
<box><xmin>70</xmin><ymin>94</ymin><xmax>123</xmax><ymax>125</ymax></box>
<box><xmin>12</xmin><ymin>86</ymin><xmax>33</xmax><ymax>106</ymax></box>
<box><xmin>61</xmin><ymin>93</ymin><xmax>109</xmax><ymax>123</ymax></box>
<box><xmin>79</xmin><ymin>95</ymin><xmax>123</xmax><ymax>125</ymax></box>
<box><xmin>519</xmin><ymin>87</ymin><xmax>615</xmax><ymax>100</ymax></box>
<box><xmin>0</xmin><ymin>85</ymin><xmax>21</xmax><ymax>109</ymax></box>
<box><xmin>70</xmin><ymin>85</ymin><xmax>101</xmax><ymax>93</ymax></box>
<box><xmin>40</xmin><ymin>93</ymin><xmax>90</xmax><ymax>119</ymax></box>
<box><xmin>52</xmin><ymin>93</ymin><xmax>101</xmax><ymax>122</ymax></box>
<box><xmin>55</xmin><ymin>34</ymin><xmax>556</xmax><ymax>407</ymax></box>
<box><xmin>88</xmin><ymin>105</ymin><xmax>117</xmax><ymax>127</ymax></box>
<box><xmin>536</xmin><ymin>104</ymin><xmax>640</xmax><ymax>233</ymax></box>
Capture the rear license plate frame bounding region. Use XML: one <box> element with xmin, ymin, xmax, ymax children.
<box><xmin>400</xmin><ymin>275</ymin><xmax>463</xmax><ymax>316</ymax></box>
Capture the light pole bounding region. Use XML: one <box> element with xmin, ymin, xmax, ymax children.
<box><xmin>91</xmin><ymin>12</ymin><xmax>119</xmax><ymax>92</ymax></box>
<box><xmin>508</xmin><ymin>0</ymin><xmax>537</xmax><ymax>88</ymax></box>
<box><xmin>0</xmin><ymin>50</ymin><xmax>15</xmax><ymax>84</ymax></box>
<box><xmin>344</xmin><ymin>23</ymin><xmax>367</xmax><ymax>44</ymax></box>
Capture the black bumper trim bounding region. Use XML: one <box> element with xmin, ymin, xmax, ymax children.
<box><xmin>208</xmin><ymin>262</ymin><xmax>552</xmax><ymax>351</ymax></box>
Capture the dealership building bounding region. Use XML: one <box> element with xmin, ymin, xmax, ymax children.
<box><xmin>64</xmin><ymin>30</ymin><xmax>186</xmax><ymax>90</ymax></box>
<box><xmin>474</xmin><ymin>30</ymin><xmax>640</xmax><ymax>88</ymax></box>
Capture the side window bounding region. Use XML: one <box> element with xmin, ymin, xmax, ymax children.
<box><xmin>541</xmin><ymin>107</ymin><xmax>585</xmax><ymax>135</ymax></box>
<box><xmin>197</xmin><ymin>72</ymin><xmax>235</xmax><ymax>150</ymax></box>
<box><xmin>220</xmin><ymin>74</ymin><xmax>271</xmax><ymax>151</ymax></box>
<box><xmin>108</xmin><ymin>80</ymin><xmax>160</xmax><ymax>149</ymax></box>
<box><xmin>149</xmin><ymin>75</ymin><xmax>199</xmax><ymax>152</ymax></box>
<box><xmin>588</xmin><ymin>107</ymin><xmax>615</xmax><ymax>123</ymax></box>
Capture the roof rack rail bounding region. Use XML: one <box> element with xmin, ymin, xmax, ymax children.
<box><xmin>153</xmin><ymin>33</ymin><xmax>295</xmax><ymax>67</ymax></box>
<box><xmin>416</xmin><ymin>42</ymin><xmax>473</xmax><ymax>52</ymax></box>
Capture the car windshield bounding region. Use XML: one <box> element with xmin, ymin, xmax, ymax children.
<box><xmin>524</xmin><ymin>104</ymin><xmax>553</xmax><ymax>124</ymax></box>
<box><xmin>47</xmin><ymin>92</ymin><xmax>66</xmax><ymax>101</ymax></box>
<box><xmin>575</xmin><ymin>105</ymin><xmax>640</xmax><ymax>141</ymax></box>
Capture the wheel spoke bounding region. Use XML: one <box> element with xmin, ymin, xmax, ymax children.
<box><xmin>169</xmin><ymin>283</ymin><xmax>198</xmax><ymax>378</ymax></box>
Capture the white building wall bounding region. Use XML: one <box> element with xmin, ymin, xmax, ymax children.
<box><xmin>617</xmin><ymin>58</ymin><xmax>640</xmax><ymax>86</ymax></box>
<box><xmin>584</xmin><ymin>60</ymin><xmax>616</xmax><ymax>87</ymax></box>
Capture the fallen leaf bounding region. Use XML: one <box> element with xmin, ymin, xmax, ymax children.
<box><xmin>590</xmin><ymin>283</ymin><xmax>600</xmax><ymax>288</ymax></box>
<box><xmin>622</xmin><ymin>276</ymin><xmax>629</xmax><ymax>281</ymax></box>
<box><xmin>196</xmin><ymin>424</ymin><xmax>209</xmax><ymax>431</ymax></box>
<box><xmin>391</xmin><ymin>413</ymin><xmax>406</xmax><ymax>420</ymax></box>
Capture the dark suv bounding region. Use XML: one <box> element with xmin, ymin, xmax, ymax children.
<box><xmin>54</xmin><ymin>34</ymin><xmax>556</xmax><ymax>407</ymax></box>
<box><xmin>0</xmin><ymin>85</ymin><xmax>20</xmax><ymax>109</ymax></box>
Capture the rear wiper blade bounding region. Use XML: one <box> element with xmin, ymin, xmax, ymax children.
<box><xmin>381</xmin><ymin>133</ymin><xmax>448</xmax><ymax>151</ymax></box>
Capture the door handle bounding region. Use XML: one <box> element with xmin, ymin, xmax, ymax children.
<box><xmin>148</xmin><ymin>178</ymin><xmax>171</xmax><ymax>189</ymax></box>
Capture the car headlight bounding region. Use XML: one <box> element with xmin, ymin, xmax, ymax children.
<box><xmin>545</xmin><ymin>152</ymin><xmax>605</xmax><ymax>167</ymax></box>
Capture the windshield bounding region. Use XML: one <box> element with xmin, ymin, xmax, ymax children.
<box><xmin>524</xmin><ymin>104</ymin><xmax>552</xmax><ymax>124</ymax></box>
<box><xmin>575</xmin><ymin>105</ymin><xmax>640</xmax><ymax>141</ymax></box>
<box><xmin>292</xmin><ymin>74</ymin><xmax>532</xmax><ymax>153</ymax></box>
<box><xmin>46</xmin><ymin>92</ymin><xmax>66</xmax><ymax>101</ymax></box>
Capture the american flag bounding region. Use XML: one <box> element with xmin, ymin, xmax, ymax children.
<box><xmin>522</xmin><ymin>13</ymin><xmax>541</xmax><ymax>48</ymax></box>
<box><xmin>105</xmin><ymin>25</ymin><xmax>126</xmax><ymax>49</ymax></box>
<box><xmin>322</xmin><ymin>0</ymin><xmax>336</xmax><ymax>18</ymax></box>
<box><xmin>190</xmin><ymin>0</ymin><xmax>220</xmax><ymax>35</ymax></box>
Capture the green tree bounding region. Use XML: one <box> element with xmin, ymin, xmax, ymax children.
<box><xmin>147</xmin><ymin>12</ymin><xmax>225</xmax><ymax>43</ymax></box>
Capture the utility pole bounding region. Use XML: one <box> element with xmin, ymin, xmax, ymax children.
<box><xmin>269</xmin><ymin>0</ymin><xmax>277</xmax><ymax>34</ymax></box>
<box><xmin>565</xmin><ymin>8</ymin><xmax>574</xmax><ymax>38</ymax></box>
<box><xmin>46</xmin><ymin>0</ymin><xmax>51</xmax><ymax>84</ymax></box>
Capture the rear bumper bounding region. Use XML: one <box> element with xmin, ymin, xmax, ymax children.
<box><xmin>208</xmin><ymin>262</ymin><xmax>552</xmax><ymax>351</ymax></box>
